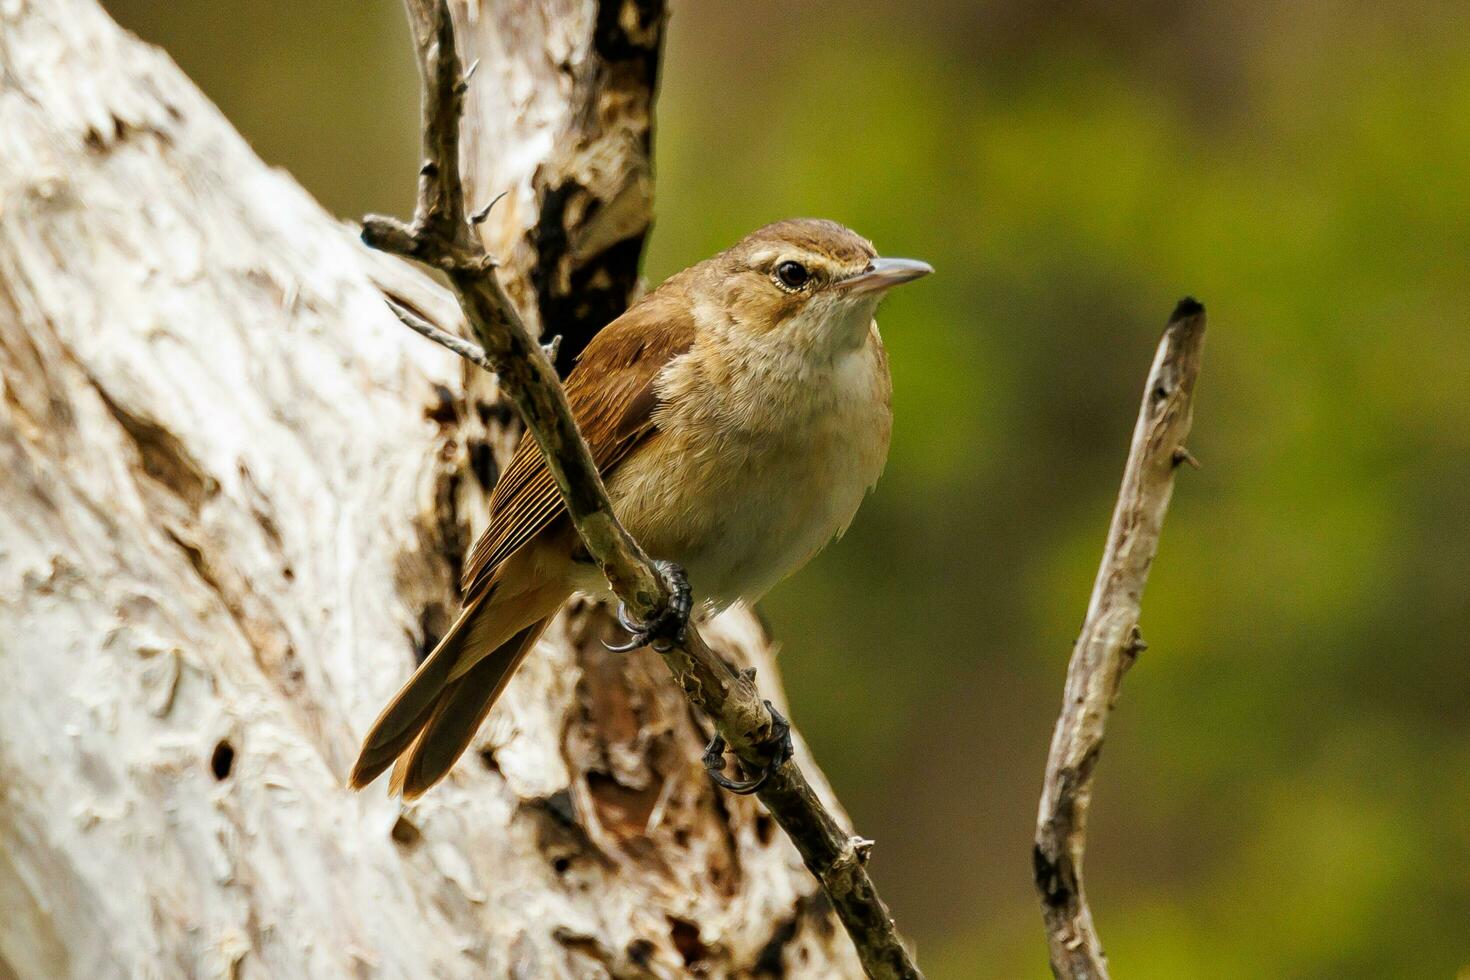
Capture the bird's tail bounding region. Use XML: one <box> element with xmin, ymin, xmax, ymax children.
<box><xmin>349</xmin><ymin>588</ymin><xmax>553</xmax><ymax>799</ymax></box>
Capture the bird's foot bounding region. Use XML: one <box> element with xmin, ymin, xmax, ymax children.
<box><xmin>702</xmin><ymin>700</ymin><xmax>794</xmax><ymax>795</ymax></box>
<box><xmin>603</xmin><ymin>560</ymin><xmax>692</xmax><ymax>653</ymax></box>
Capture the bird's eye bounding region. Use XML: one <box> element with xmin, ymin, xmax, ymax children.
<box><xmin>774</xmin><ymin>260</ymin><xmax>811</xmax><ymax>291</ymax></box>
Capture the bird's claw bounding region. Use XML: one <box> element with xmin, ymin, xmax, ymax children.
<box><xmin>602</xmin><ymin>560</ymin><xmax>692</xmax><ymax>653</ymax></box>
<box><xmin>702</xmin><ymin>701</ymin><xmax>794</xmax><ymax>795</ymax></box>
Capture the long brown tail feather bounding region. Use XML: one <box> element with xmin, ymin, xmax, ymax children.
<box><xmin>349</xmin><ymin>589</ymin><xmax>495</xmax><ymax>790</ymax></box>
<box><xmin>386</xmin><ymin>726</ymin><xmax>429</xmax><ymax>798</ymax></box>
<box><xmin>394</xmin><ymin>618</ymin><xmax>550</xmax><ymax>799</ymax></box>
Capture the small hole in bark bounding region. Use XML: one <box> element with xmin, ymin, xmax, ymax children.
<box><xmin>282</xmin><ymin>565</ymin><xmax>295</xmax><ymax>581</ymax></box>
<box><xmin>424</xmin><ymin>383</ymin><xmax>459</xmax><ymax>424</ymax></box>
<box><xmin>552</xmin><ymin>856</ymin><xmax>572</xmax><ymax>875</ymax></box>
<box><xmin>673</xmin><ymin>828</ymin><xmax>690</xmax><ymax>848</ymax></box>
<box><xmin>478</xmin><ymin>747</ymin><xmax>501</xmax><ymax>773</ymax></box>
<box><xmin>468</xmin><ymin>438</ymin><xmax>498</xmax><ymax>490</ymax></box>
<box><xmin>755</xmin><ymin>813</ymin><xmax>775</xmax><ymax>845</ymax></box>
<box><xmin>667</xmin><ymin>917</ymin><xmax>710</xmax><ymax>967</ymax></box>
<box><xmin>210</xmin><ymin>740</ymin><xmax>235</xmax><ymax>780</ymax></box>
<box><xmin>544</xmin><ymin>789</ymin><xmax>578</xmax><ymax>826</ymax></box>
<box><xmin>390</xmin><ymin>815</ymin><xmax>422</xmax><ymax>848</ymax></box>
<box><xmin>626</xmin><ymin>940</ymin><xmax>655</xmax><ymax>968</ymax></box>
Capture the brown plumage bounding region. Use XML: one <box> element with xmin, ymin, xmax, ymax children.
<box><xmin>459</xmin><ymin>300</ymin><xmax>698</xmax><ymax>599</ymax></box>
<box><xmin>351</xmin><ymin>219</ymin><xmax>930</xmax><ymax>799</ymax></box>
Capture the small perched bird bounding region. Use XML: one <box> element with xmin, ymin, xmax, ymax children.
<box><xmin>351</xmin><ymin>219</ymin><xmax>931</xmax><ymax>799</ymax></box>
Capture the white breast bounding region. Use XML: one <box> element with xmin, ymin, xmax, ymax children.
<box><xmin>604</xmin><ymin>324</ymin><xmax>892</xmax><ymax>608</ymax></box>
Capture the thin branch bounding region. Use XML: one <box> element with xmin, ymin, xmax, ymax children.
<box><xmin>362</xmin><ymin>3</ymin><xmax>921</xmax><ymax>977</ymax></box>
<box><xmin>385</xmin><ymin>298</ymin><xmax>561</xmax><ymax>369</ymax></box>
<box><xmin>1033</xmin><ymin>299</ymin><xmax>1208</xmax><ymax>979</ymax></box>
<box><xmin>385</xmin><ymin>298</ymin><xmax>495</xmax><ymax>372</ymax></box>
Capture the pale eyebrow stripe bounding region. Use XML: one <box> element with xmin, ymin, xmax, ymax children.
<box><xmin>748</xmin><ymin>247</ymin><xmax>841</xmax><ymax>273</ymax></box>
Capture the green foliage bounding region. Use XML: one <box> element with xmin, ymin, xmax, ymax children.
<box><xmin>652</xmin><ymin>6</ymin><xmax>1470</xmax><ymax>976</ymax></box>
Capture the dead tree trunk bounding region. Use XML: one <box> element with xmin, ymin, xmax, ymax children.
<box><xmin>0</xmin><ymin>2</ymin><xmax>860</xmax><ymax>977</ymax></box>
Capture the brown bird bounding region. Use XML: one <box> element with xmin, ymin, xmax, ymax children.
<box><xmin>350</xmin><ymin>219</ymin><xmax>931</xmax><ymax>799</ymax></box>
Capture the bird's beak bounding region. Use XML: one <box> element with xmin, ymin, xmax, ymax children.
<box><xmin>838</xmin><ymin>257</ymin><xmax>934</xmax><ymax>295</ymax></box>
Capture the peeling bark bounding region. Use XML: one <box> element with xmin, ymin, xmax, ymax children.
<box><xmin>452</xmin><ymin>0</ymin><xmax>665</xmax><ymax>370</ymax></box>
<box><xmin>0</xmin><ymin>1</ymin><xmax>860</xmax><ymax>977</ymax></box>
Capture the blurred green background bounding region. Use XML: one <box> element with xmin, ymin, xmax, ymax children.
<box><xmin>103</xmin><ymin>1</ymin><xmax>1470</xmax><ymax>976</ymax></box>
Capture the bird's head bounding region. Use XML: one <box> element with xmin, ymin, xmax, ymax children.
<box><xmin>693</xmin><ymin>219</ymin><xmax>932</xmax><ymax>357</ymax></box>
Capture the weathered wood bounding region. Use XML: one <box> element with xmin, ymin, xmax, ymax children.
<box><xmin>450</xmin><ymin>0</ymin><xmax>664</xmax><ymax>368</ymax></box>
<box><xmin>0</xmin><ymin>1</ymin><xmax>859</xmax><ymax>976</ymax></box>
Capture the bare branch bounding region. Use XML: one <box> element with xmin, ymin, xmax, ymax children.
<box><xmin>1033</xmin><ymin>298</ymin><xmax>1208</xmax><ymax>979</ymax></box>
<box><xmin>363</xmin><ymin>3</ymin><xmax>921</xmax><ymax>977</ymax></box>
<box><xmin>383</xmin><ymin>298</ymin><xmax>495</xmax><ymax>373</ymax></box>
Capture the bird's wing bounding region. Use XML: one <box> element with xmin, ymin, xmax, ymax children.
<box><xmin>459</xmin><ymin>303</ymin><xmax>697</xmax><ymax>600</ymax></box>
